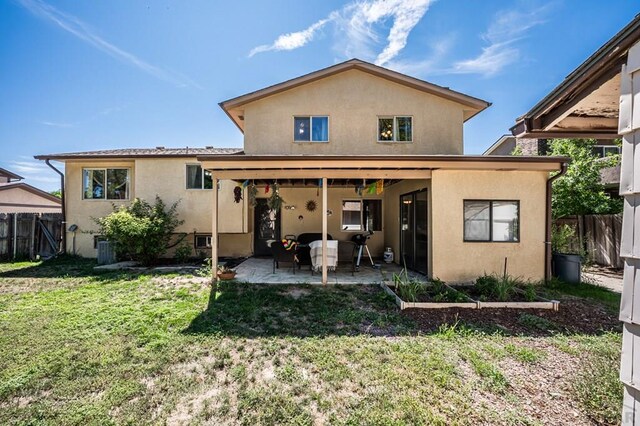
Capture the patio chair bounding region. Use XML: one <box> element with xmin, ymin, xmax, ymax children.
<box><xmin>270</xmin><ymin>240</ymin><xmax>298</xmax><ymax>274</ymax></box>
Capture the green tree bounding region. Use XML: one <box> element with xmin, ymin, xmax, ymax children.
<box><xmin>548</xmin><ymin>139</ymin><xmax>622</xmax><ymax>218</ymax></box>
<box><xmin>50</xmin><ymin>189</ymin><xmax>62</xmax><ymax>198</ymax></box>
<box><xmin>95</xmin><ymin>196</ymin><xmax>184</xmax><ymax>265</ymax></box>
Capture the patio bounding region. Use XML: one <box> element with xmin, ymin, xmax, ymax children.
<box><xmin>232</xmin><ymin>257</ymin><xmax>428</xmax><ymax>284</ymax></box>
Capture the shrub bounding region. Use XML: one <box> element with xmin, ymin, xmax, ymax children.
<box><xmin>174</xmin><ymin>243</ymin><xmax>192</xmax><ymax>264</ymax></box>
<box><xmin>475</xmin><ymin>274</ymin><xmax>522</xmax><ymax>302</ymax></box>
<box><xmin>95</xmin><ymin>196</ymin><xmax>184</xmax><ymax>266</ymax></box>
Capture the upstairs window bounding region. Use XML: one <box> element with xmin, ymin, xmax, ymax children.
<box><xmin>186</xmin><ymin>165</ymin><xmax>213</xmax><ymax>189</ymax></box>
<box><xmin>591</xmin><ymin>145</ymin><xmax>621</xmax><ymax>158</ymax></box>
<box><xmin>294</xmin><ymin>116</ymin><xmax>329</xmax><ymax>142</ymax></box>
<box><xmin>464</xmin><ymin>200</ymin><xmax>519</xmax><ymax>242</ymax></box>
<box><xmin>378</xmin><ymin>116</ymin><xmax>412</xmax><ymax>142</ymax></box>
<box><xmin>83</xmin><ymin>168</ymin><xmax>130</xmax><ymax>200</ymax></box>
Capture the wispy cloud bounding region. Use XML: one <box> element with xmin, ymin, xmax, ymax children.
<box><xmin>248</xmin><ymin>0</ymin><xmax>432</xmax><ymax>66</ymax></box>
<box><xmin>451</xmin><ymin>6</ymin><xmax>549</xmax><ymax>76</ymax></box>
<box><xmin>6</xmin><ymin>159</ymin><xmax>62</xmax><ymax>185</ymax></box>
<box><xmin>17</xmin><ymin>0</ymin><xmax>201</xmax><ymax>89</ymax></box>
<box><xmin>40</xmin><ymin>121</ymin><xmax>75</xmax><ymax>128</ymax></box>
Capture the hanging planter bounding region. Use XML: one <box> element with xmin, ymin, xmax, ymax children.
<box><xmin>248</xmin><ymin>183</ymin><xmax>258</xmax><ymax>207</ymax></box>
<box><xmin>267</xmin><ymin>183</ymin><xmax>285</xmax><ymax>210</ymax></box>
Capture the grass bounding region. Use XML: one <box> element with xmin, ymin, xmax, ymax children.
<box><xmin>0</xmin><ymin>257</ymin><xmax>624</xmax><ymax>425</ymax></box>
<box><xmin>543</xmin><ymin>277</ymin><xmax>622</xmax><ymax>313</ymax></box>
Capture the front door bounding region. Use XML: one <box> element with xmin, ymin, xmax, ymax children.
<box><xmin>400</xmin><ymin>189</ymin><xmax>428</xmax><ymax>274</ymax></box>
<box><xmin>254</xmin><ymin>199</ymin><xmax>281</xmax><ymax>256</ymax></box>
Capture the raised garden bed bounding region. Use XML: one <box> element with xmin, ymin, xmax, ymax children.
<box><xmin>382</xmin><ymin>274</ymin><xmax>559</xmax><ymax>311</ymax></box>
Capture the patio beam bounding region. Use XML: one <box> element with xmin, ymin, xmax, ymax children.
<box><xmin>322</xmin><ymin>177</ymin><xmax>328</xmax><ymax>285</ymax></box>
<box><xmin>211</xmin><ymin>176</ymin><xmax>219</xmax><ymax>283</ymax></box>
<box><xmin>203</xmin><ymin>169</ymin><xmax>432</xmax><ymax>180</ymax></box>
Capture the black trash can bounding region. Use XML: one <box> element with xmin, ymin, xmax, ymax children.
<box><xmin>552</xmin><ymin>253</ymin><xmax>582</xmax><ymax>284</ymax></box>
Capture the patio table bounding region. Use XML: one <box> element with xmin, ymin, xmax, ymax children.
<box><xmin>309</xmin><ymin>240</ymin><xmax>338</xmax><ymax>272</ymax></box>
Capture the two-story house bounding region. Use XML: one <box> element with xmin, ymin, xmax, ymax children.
<box><xmin>36</xmin><ymin>59</ymin><xmax>567</xmax><ymax>283</ymax></box>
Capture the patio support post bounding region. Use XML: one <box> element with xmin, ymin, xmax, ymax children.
<box><xmin>322</xmin><ymin>177</ymin><xmax>328</xmax><ymax>285</ymax></box>
<box><xmin>211</xmin><ymin>176</ymin><xmax>219</xmax><ymax>283</ymax></box>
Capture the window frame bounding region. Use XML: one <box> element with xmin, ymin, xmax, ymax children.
<box><xmin>463</xmin><ymin>199</ymin><xmax>520</xmax><ymax>243</ymax></box>
<box><xmin>340</xmin><ymin>199</ymin><xmax>383</xmax><ymax>233</ymax></box>
<box><xmin>194</xmin><ymin>234</ymin><xmax>212</xmax><ymax>249</ymax></box>
<box><xmin>293</xmin><ymin>115</ymin><xmax>330</xmax><ymax>143</ymax></box>
<box><xmin>185</xmin><ymin>164</ymin><xmax>213</xmax><ymax>190</ymax></box>
<box><xmin>592</xmin><ymin>145</ymin><xmax>621</xmax><ymax>158</ymax></box>
<box><xmin>82</xmin><ymin>167</ymin><xmax>130</xmax><ymax>201</ymax></box>
<box><xmin>377</xmin><ymin>115</ymin><xmax>413</xmax><ymax>143</ymax></box>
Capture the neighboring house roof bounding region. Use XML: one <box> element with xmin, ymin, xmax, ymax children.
<box><xmin>220</xmin><ymin>58</ymin><xmax>491</xmax><ymax>132</ymax></box>
<box><xmin>483</xmin><ymin>135</ymin><xmax>516</xmax><ymax>155</ymax></box>
<box><xmin>0</xmin><ymin>182</ymin><xmax>62</xmax><ymax>204</ymax></box>
<box><xmin>0</xmin><ymin>167</ymin><xmax>24</xmax><ymax>181</ymax></box>
<box><xmin>512</xmin><ymin>13</ymin><xmax>640</xmax><ymax>138</ymax></box>
<box><xmin>35</xmin><ymin>147</ymin><xmax>243</xmax><ymax>160</ymax></box>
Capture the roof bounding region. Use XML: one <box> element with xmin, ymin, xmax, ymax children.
<box><xmin>483</xmin><ymin>135</ymin><xmax>516</xmax><ymax>155</ymax></box>
<box><xmin>35</xmin><ymin>147</ymin><xmax>243</xmax><ymax>161</ymax></box>
<box><xmin>0</xmin><ymin>167</ymin><xmax>24</xmax><ymax>181</ymax></box>
<box><xmin>0</xmin><ymin>182</ymin><xmax>62</xmax><ymax>204</ymax></box>
<box><xmin>512</xmin><ymin>14</ymin><xmax>640</xmax><ymax>138</ymax></box>
<box><xmin>220</xmin><ymin>58</ymin><xmax>491</xmax><ymax>132</ymax></box>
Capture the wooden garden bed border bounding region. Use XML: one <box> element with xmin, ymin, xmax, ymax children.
<box><xmin>380</xmin><ymin>282</ymin><xmax>560</xmax><ymax>311</ymax></box>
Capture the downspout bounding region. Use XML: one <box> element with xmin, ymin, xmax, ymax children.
<box><xmin>45</xmin><ymin>159</ymin><xmax>66</xmax><ymax>254</ymax></box>
<box><xmin>545</xmin><ymin>162</ymin><xmax>568</xmax><ymax>282</ymax></box>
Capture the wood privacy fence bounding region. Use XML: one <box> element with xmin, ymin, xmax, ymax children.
<box><xmin>554</xmin><ymin>213</ymin><xmax>623</xmax><ymax>268</ymax></box>
<box><xmin>0</xmin><ymin>213</ymin><xmax>63</xmax><ymax>260</ymax></box>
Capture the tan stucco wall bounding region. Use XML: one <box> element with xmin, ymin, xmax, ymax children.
<box><xmin>242</xmin><ymin>69</ymin><xmax>464</xmax><ymax>155</ymax></box>
<box><xmin>382</xmin><ymin>179</ymin><xmax>431</xmax><ymax>272</ymax></box>
<box><xmin>430</xmin><ymin>170</ymin><xmax>548</xmax><ymax>282</ymax></box>
<box><xmin>0</xmin><ymin>187</ymin><xmax>61</xmax><ymax>213</ymax></box>
<box><xmin>64</xmin><ymin>158</ymin><xmax>249</xmax><ymax>258</ymax></box>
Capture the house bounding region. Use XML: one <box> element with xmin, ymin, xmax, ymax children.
<box><xmin>484</xmin><ymin>135</ymin><xmax>622</xmax><ymax>196</ymax></box>
<box><xmin>0</xmin><ymin>167</ymin><xmax>62</xmax><ymax>213</ymax></box>
<box><xmin>36</xmin><ymin>59</ymin><xmax>567</xmax><ymax>284</ymax></box>
<box><xmin>509</xmin><ymin>13</ymin><xmax>640</xmax><ymax>420</ymax></box>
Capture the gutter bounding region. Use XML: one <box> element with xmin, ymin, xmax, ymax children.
<box><xmin>545</xmin><ymin>162</ymin><xmax>568</xmax><ymax>282</ymax></box>
<box><xmin>44</xmin><ymin>159</ymin><xmax>66</xmax><ymax>254</ymax></box>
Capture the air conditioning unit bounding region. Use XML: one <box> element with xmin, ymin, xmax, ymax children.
<box><xmin>97</xmin><ymin>240</ymin><xmax>116</xmax><ymax>265</ymax></box>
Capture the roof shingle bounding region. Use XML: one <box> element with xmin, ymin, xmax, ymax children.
<box><xmin>35</xmin><ymin>147</ymin><xmax>243</xmax><ymax>160</ymax></box>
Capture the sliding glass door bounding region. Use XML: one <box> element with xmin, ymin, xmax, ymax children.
<box><xmin>400</xmin><ymin>189</ymin><xmax>428</xmax><ymax>275</ymax></box>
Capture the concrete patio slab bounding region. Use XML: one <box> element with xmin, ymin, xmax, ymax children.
<box><xmin>232</xmin><ymin>257</ymin><xmax>427</xmax><ymax>285</ymax></box>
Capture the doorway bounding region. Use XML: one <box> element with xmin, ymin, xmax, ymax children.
<box><xmin>400</xmin><ymin>189</ymin><xmax>428</xmax><ymax>275</ymax></box>
<box><xmin>254</xmin><ymin>198</ymin><xmax>281</xmax><ymax>256</ymax></box>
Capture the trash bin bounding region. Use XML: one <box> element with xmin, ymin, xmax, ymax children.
<box><xmin>552</xmin><ymin>253</ymin><xmax>581</xmax><ymax>284</ymax></box>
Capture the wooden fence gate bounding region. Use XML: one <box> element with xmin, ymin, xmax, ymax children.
<box><xmin>0</xmin><ymin>213</ymin><xmax>63</xmax><ymax>260</ymax></box>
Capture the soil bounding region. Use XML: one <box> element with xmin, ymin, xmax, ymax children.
<box><xmin>404</xmin><ymin>299</ymin><xmax>621</xmax><ymax>336</ymax></box>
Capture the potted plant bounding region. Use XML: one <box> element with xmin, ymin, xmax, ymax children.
<box><xmin>551</xmin><ymin>224</ymin><xmax>582</xmax><ymax>284</ymax></box>
<box><xmin>217</xmin><ymin>265</ymin><xmax>237</xmax><ymax>280</ymax></box>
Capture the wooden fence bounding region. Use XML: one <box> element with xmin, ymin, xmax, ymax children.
<box><xmin>0</xmin><ymin>213</ymin><xmax>63</xmax><ymax>260</ymax></box>
<box><xmin>554</xmin><ymin>213</ymin><xmax>623</xmax><ymax>268</ymax></box>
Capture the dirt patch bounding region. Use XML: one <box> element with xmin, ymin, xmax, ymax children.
<box><xmin>404</xmin><ymin>299</ymin><xmax>621</xmax><ymax>335</ymax></box>
<box><xmin>281</xmin><ymin>288</ymin><xmax>312</xmax><ymax>299</ymax></box>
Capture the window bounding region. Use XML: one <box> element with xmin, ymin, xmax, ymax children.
<box><xmin>186</xmin><ymin>165</ymin><xmax>213</xmax><ymax>189</ymax></box>
<box><xmin>83</xmin><ymin>168</ymin><xmax>129</xmax><ymax>200</ymax></box>
<box><xmin>294</xmin><ymin>116</ymin><xmax>329</xmax><ymax>142</ymax></box>
<box><xmin>464</xmin><ymin>200</ymin><xmax>519</xmax><ymax>242</ymax></box>
<box><xmin>341</xmin><ymin>199</ymin><xmax>382</xmax><ymax>232</ymax></box>
<box><xmin>378</xmin><ymin>116</ymin><xmax>412</xmax><ymax>142</ymax></box>
<box><xmin>591</xmin><ymin>145</ymin><xmax>621</xmax><ymax>158</ymax></box>
<box><xmin>194</xmin><ymin>234</ymin><xmax>212</xmax><ymax>249</ymax></box>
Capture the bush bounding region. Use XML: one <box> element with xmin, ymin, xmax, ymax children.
<box><xmin>174</xmin><ymin>243</ymin><xmax>192</xmax><ymax>264</ymax></box>
<box><xmin>95</xmin><ymin>196</ymin><xmax>184</xmax><ymax>266</ymax></box>
<box><xmin>475</xmin><ymin>274</ymin><xmax>521</xmax><ymax>302</ymax></box>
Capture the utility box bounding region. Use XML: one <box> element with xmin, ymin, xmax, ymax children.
<box><xmin>97</xmin><ymin>240</ymin><xmax>116</xmax><ymax>265</ymax></box>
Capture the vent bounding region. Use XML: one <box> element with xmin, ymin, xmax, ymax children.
<box><xmin>205</xmin><ymin>146</ymin><xmax>214</xmax><ymax>149</ymax></box>
<box><xmin>156</xmin><ymin>146</ymin><xmax>165</xmax><ymax>150</ymax></box>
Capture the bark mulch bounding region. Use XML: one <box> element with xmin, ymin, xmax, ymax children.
<box><xmin>404</xmin><ymin>299</ymin><xmax>621</xmax><ymax>336</ymax></box>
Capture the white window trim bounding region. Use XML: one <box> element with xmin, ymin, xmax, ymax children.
<box><xmin>293</xmin><ymin>115</ymin><xmax>330</xmax><ymax>143</ymax></box>
<box><xmin>82</xmin><ymin>167</ymin><xmax>131</xmax><ymax>201</ymax></box>
<box><xmin>377</xmin><ymin>115</ymin><xmax>413</xmax><ymax>143</ymax></box>
<box><xmin>186</xmin><ymin>164</ymin><xmax>213</xmax><ymax>190</ymax></box>
<box><xmin>194</xmin><ymin>234</ymin><xmax>212</xmax><ymax>249</ymax></box>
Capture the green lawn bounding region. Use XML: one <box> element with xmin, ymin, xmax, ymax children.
<box><xmin>0</xmin><ymin>257</ymin><xmax>623</xmax><ymax>425</ymax></box>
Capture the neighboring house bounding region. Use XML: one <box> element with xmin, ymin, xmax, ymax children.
<box><xmin>0</xmin><ymin>167</ymin><xmax>62</xmax><ymax>213</ymax></box>
<box><xmin>509</xmin><ymin>13</ymin><xmax>640</xmax><ymax>420</ymax></box>
<box><xmin>484</xmin><ymin>135</ymin><xmax>621</xmax><ymax>196</ymax></box>
<box><xmin>36</xmin><ymin>59</ymin><xmax>566</xmax><ymax>283</ymax></box>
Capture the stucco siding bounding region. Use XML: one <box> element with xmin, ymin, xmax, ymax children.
<box><xmin>243</xmin><ymin>69</ymin><xmax>464</xmax><ymax>155</ymax></box>
<box><xmin>430</xmin><ymin>170</ymin><xmax>548</xmax><ymax>282</ymax></box>
<box><xmin>0</xmin><ymin>187</ymin><xmax>61</xmax><ymax>213</ymax></box>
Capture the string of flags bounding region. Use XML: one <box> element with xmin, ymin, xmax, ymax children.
<box><xmin>355</xmin><ymin>180</ymin><xmax>384</xmax><ymax>195</ymax></box>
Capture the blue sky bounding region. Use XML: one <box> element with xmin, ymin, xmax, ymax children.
<box><xmin>0</xmin><ymin>0</ymin><xmax>637</xmax><ymax>191</ymax></box>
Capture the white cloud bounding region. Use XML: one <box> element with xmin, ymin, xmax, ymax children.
<box><xmin>40</xmin><ymin>121</ymin><xmax>75</xmax><ymax>128</ymax></box>
<box><xmin>18</xmin><ymin>0</ymin><xmax>201</xmax><ymax>89</ymax></box>
<box><xmin>451</xmin><ymin>6</ymin><xmax>549</xmax><ymax>77</ymax></box>
<box><xmin>248</xmin><ymin>0</ymin><xmax>432</xmax><ymax>66</ymax></box>
<box><xmin>5</xmin><ymin>160</ymin><xmax>62</xmax><ymax>186</ymax></box>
